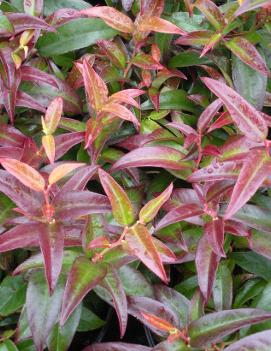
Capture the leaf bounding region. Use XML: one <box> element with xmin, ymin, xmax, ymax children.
<box><xmin>188</xmin><ymin>308</ymin><xmax>271</xmax><ymax>347</ymax></box>
<box><xmin>188</xmin><ymin>161</ymin><xmax>238</xmax><ymax>183</ymax></box>
<box><xmin>156</xmin><ymin>203</ymin><xmax>204</xmax><ymax>230</ymax></box>
<box><xmin>0</xmin><ymin>159</ymin><xmax>45</xmax><ymax>192</ymax></box>
<box><xmin>232</xmin><ymin>54</ymin><xmax>267</xmax><ymax>110</ymax></box>
<box><xmin>98</xmin><ymin>168</ymin><xmax>135</xmax><ymax>226</ymax></box>
<box><xmin>101</xmin><ymin>103</ymin><xmax>140</xmax><ymax>129</ymax></box>
<box><xmin>205</xmin><ymin>218</ymin><xmax>225</xmax><ymax>257</ymax></box>
<box><xmin>77</xmin><ymin>306</ymin><xmax>105</xmax><ymax>332</ymax></box>
<box><xmin>49</xmin><ymin>163</ymin><xmax>85</xmax><ymax>185</ymax></box>
<box><xmin>141</xmin><ymin>312</ymin><xmax>177</xmax><ymax>333</ymax></box>
<box><xmin>43</xmin><ymin>97</ymin><xmax>63</xmax><ymax>135</ymax></box>
<box><xmin>78</xmin><ymin>59</ymin><xmax>108</xmax><ymax>112</ymax></box>
<box><xmin>80</xmin><ymin>6</ymin><xmax>134</xmax><ymax>33</ymax></box>
<box><xmin>197</xmin><ymin>98</ymin><xmax>223</xmax><ymax>133</ymax></box>
<box><xmin>62</xmin><ymin>165</ymin><xmax>98</xmax><ymax>191</ymax></box>
<box><xmin>53</xmin><ymin>191</ymin><xmax>111</xmax><ymax>221</ymax></box>
<box><xmin>131</xmin><ymin>53</ymin><xmax>164</xmax><ymax>70</ymax></box>
<box><xmin>250</xmin><ymin>229</ymin><xmax>271</xmax><ymax>260</ymax></box>
<box><xmin>224</xmin><ymin>149</ymin><xmax>271</xmax><ymax>220</ymax></box>
<box><xmin>0</xmin><ymin>340</ymin><xmax>19</xmax><ymax>351</ymax></box>
<box><xmin>213</xmin><ymin>263</ymin><xmax>233</xmax><ymax>311</ymax></box>
<box><xmin>201</xmin><ymin>77</ymin><xmax>268</xmax><ymax>142</ymax></box>
<box><xmin>37</xmin><ymin>18</ymin><xmax>117</xmax><ymax>56</ymax></box>
<box><xmin>0</xmin><ymin>276</ymin><xmax>26</xmax><ymax>316</ymax></box>
<box><xmin>26</xmin><ymin>271</ymin><xmax>65</xmax><ymax>351</ymax></box>
<box><xmin>24</xmin><ymin>0</ymin><xmax>43</xmax><ymax>16</ymax></box>
<box><xmin>60</xmin><ymin>256</ymin><xmax>107</xmax><ymax>325</ymax></box>
<box><xmin>169</xmin><ymin>50</ymin><xmax>211</xmax><ymax>68</ymax></box>
<box><xmin>7</xmin><ymin>13</ymin><xmax>54</xmax><ymax>33</ymax></box>
<box><xmin>43</xmin><ymin>0</ymin><xmax>89</xmax><ymax>16</ymax></box>
<box><xmin>225</xmin><ymin>37</ymin><xmax>270</xmax><ymax>76</ymax></box>
<box><xmin>137</xmin><ymin>16</ymin><xmax>186</xmax><ymax>35</ymax></box>
<box><xmin>126</xmin><ymin>223</ymin><xmax>168</xmax><ymax>283</ymax></box>
<box><xmin>112</xmin><ymin>146</ymin><xmax>193</xmax><ymax>171</ymax></box>
<box><xmin>235</xmin><ymin>0</ymin><xmax>271</xmax><ymax>16</ymax></box>
<box><xmin>83</xmin><ymin>343</ymin><xmax>151</xmax><ymax>351</ymax></box>
<box><xmin>139</xmin><ymin>183</ymin><xmax>173</xmax><ymax>224</ymax></box>
<box><xmin>47</xmin><ymin>305</ymin><xmax>81</xmax><ymax>351</ymax></box>
<box><xmin>42</xmin><ymin>135</ymin><xmax>55</xmax><ymax>164</ymax></box>
<box><xmin>195</xmin><ymin>234</ymin><xmax>220</xmax><ymax>301</ymax></box>
<box><xmin>194</xmin><ymin>0</ymin><xmax>226</xmax><ymax>30</ymax></box>
<box><xmin>141</xmin><ymin>89</ymin><xmax>196</xmax><ymax>112</ymax></box>
<box><xmin>224</xmin><ymin>330</ymin><xmax>271</xmax><ymax>351</ymax></box>
<box><xmin>101</xmin><ymin>268</ymin><xmax>127</xmax><ymax>338</ymax></box>
<box><xmin>38</xmin><ymin>222</ymin><xmax>65</xmax><ymax>293</ymax></box>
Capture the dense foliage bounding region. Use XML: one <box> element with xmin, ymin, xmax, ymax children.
<box><xmin>0</xmin><ymin>0</ymin><xmax>271</xmax><ymax>350</ymax></box>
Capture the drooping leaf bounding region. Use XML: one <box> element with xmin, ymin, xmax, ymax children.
<box><xmin>126</xmin><ymin>223</ymin><xmax>168</xmax><ymax>283</ymax></box>
<box><xmin>60</xmin><ymin>256</ymin><xmax>107</xmax><ymax>325</ymax></box>
<box><xmin>98</xmin><ymin>168</ymin><xmax>135</xmax><ymax>226</ymax></box>
<box><xmin>201</xmin><ymin>77</ymin><xmax>268</xmax><ymax>142</ymax></box>
<box><xmin>224</xmin><ymin>149</ymin><xmax>271</xmax><ymax>219</ymax></box>
<box><xmin>195</xmin><ymin>234</ymin><xmax>220</xmax><ymax>301</ymax></box>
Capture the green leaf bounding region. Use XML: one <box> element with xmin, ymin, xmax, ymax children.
<box><xmin>233</xmin><ymin>278</ymin><xmax>266</xmax><ymax>308</ymax></box>
<box><xmin>168</xmin><ymin>12</ymin><xmax>207</xmax><ymax>32</ymax></box>
<box><xmin>0</xmin><ymin>276</ymin><xmax>26</xmax><ymax>316</ymax></box>
<box><xmin>0</xmin><ymin>340</ymin><xmax>18</xmax><ymax>351</ymax></box>
<box><xmin>0</xmin><ymin>15</ymin><xmax>14</xmax><ymax>33</ymax></box>
<box><xmin>47</xmin><ymin>305</ymin><xmax>82</xmax><ymax>351</ymax></box>
<box><xmin>98</xmin><ymin>168</ymin><xmax>136</xmax><ymax>226</ymax></box>
<box><xmin>213</xmin><ymin>263</ymin><xmax>233</xmax><ymax>311</ymax></box>
<box><xmin>141</xmin><ymin>90</ymin><xmax>196</xmax><ymax>112</ymax></box>
<box><xmin>189</xmin><ymin>308</ymin><xmax>271</xmax><ymax>347</ymax></box>
<box><xmin>37</xmin><ymin>18</ymin><xmax>117</xmax><ymax>56</ymax></box>
<box><xmin>43</xmin><ymin>0</ymin><xmax>90</xmax><ymax>16</ymax></box>
<box><xmin>231</xmin><ymin>251</ymin><xmax>271</xmax><ymax>280</ymax></box>
<box><xmin>26</xmin><ymin>272</ymin><xmax>65</xmax><ymax>351</ymax></box>
<box><xmin>77</xmin><ymin>306</ymin><xmax>105</xmax><ymax>332</ymax></box>
<box><xmin>232</xmin><ymin>54</ymin><xmax>267</xmax><ymax>110</ymax></box>
<box><xmin>60</xmin><ymin>257</ymin><xmax>108</xmax><ymax>325</ymax></box>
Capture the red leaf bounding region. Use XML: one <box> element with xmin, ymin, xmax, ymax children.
<box><xmin>235</xmin><ymin>0</ymin><xmax>271</xmax><ymax>16</ymax></box>
<box><xmin>195</xmin><ymin>234</ymin><xmax>220</xmax><ymax>301</ymax></box>
<box><xmin>197</xmin><ymin>98</ymin><xmax>223</xmax><ymax>134</ymax></box>
<box><xmin>205</xmin><ymin>218</ymin><xmax>225</xmax><ymax>257</ymax></box>
<box><xmin>126</xmin><ymin>223</ymin><xmax>168</xmax><ymax>283</ymax></box>
<box><xmin>137</xmin><ymin>16</ymin><xmax>186</xmax><ymax>35</ymax></box>
<box><xmin>77</xmin><ymin>59</ymin><xmax>108</xmax><ymax>112</ymax></box>
<box><xmin>224</xmin><ymin>149</ymin><xmax>271</xmax><ymax>219</ymax></box>
<box><xmin>81</xmin><ymin>6</ymin><xmax>134</xmax><ymax>33</ymax></box>
<box><xmin>60</xmin><ymin>256</ymin><xmax>107</xmax><ymax>325</ymax></box>
<box><xmin>101</xmin><ymin>268</ymin><xmax>128</xmax><ymax>338</ymax></box>
<box><xmin>131</xmin><ymin>53</ymin><xmax>164</xmax><ymax>70</ymax></box>
<box><xmin>194</xmin><ymin>0</ymin><xmax>226</xmax><ymax>30</ymax></box>
<box><xmin>55</xmin><ymin>132</ymin><xmax>84</xmax><ymax>160</ymax></box>
<box><xmin>1</xmin><ymin>158</ymin><xmax>45</xmax><ymax>192</ymax></box>
<box><xmin>38</xmin><ymin>222</ymin><xmax>64</xmax><ymax>293</ymax></box>
<box><xmin>140</xmin><ymin>0</ymin><xmax>164</xmax><ymax>17</ymax></box>
<box><xmin>16</xmin><ymin>91</ymin><xmax>46</xmax><ymax>113</ymax></box>
<box><xmin>7</xmin><ymin>13</ymin><xmax>55</xmax><ymax>33</ymax></box>
<box><xmin>188</xmin><ymin>161</ymin><xmax>239</xmax><ymax>183</ymax></box>
<box><xmin>156</xmin><ymin>203</ymin><xmax>204</xmax><ymax>230</ymax></box>
<box><xmin>20</xmin><ymin>66</ymin><xmax>58</xmax><ymax>89</ymax></box>
<box><xmin>43</xmin><ymin>96</ymin><xmax>63</xmax><ymax>135</ymax></box>
<box><xmin>101</xmin><ymin>102</ymin><xmax>140</xmax><ymax>129</ymax></box>
<box><xmin>83</xmin><ymin>343</ymin><xmax>151</xmax><ymax>351</ymax></box>
<box><xmin>225</xmin><ymin>37</ymin><xmax>270</xmax><ymax>76</ymax></box>
<box><xmin>62</xmin><ymin>165</ymin><xmax>98</xmax><ymax>191</ymax></box>
<box><xmin>49</xmin><ymin>162</ymin><xmax>85</xmax><ymax>185</ymax></box>
<box><xmin>111</xmin><ymin>146</ymin><xmax>193</xmax><ymax>171</ymax></box>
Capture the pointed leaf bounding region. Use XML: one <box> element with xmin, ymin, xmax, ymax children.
<box><xmin>126</xmin><ymin>223</ymin><xmax>168</xmax><ymax>283</ymax></box>
<box><xmin>197</xmin><ymin>98</ymin><xmax>223</xmax><ymax>133</ymax></box>
<box><xmin>189</xmin><ymin>308</ymin><xmax>271</xmax><ymax>347</ymax></box>
<box><xmin>224</xmin><ymin>149</ymin><xmax>271</xmax><ymax>219</ymax></box>
<box><xmin>98</xmin><ymin>168</ymin><xmax>135</xmax><ymax>226</ymax></box>
<box><xmin>0</xmin><ymin>159</ymin><xmax>45</xmax><ymax>192</ymax></box>
<box><xmin>201</xmin><ymin>77</ymin><xmax>268</xmax><ymax>142</ymax></box>
<box><xmin>194</xmin><ymin>0</ymin><xmax>226</xmax><ymax>30</ymax></box>
<box><xmin>141</xmin><ymin>312</ymin><xmax>177</xmax><ymax>333</ymax></box>
<box><xmin>195</xmin><ymin>234</ymin><xmax>220</xmax><ymax>301</ymax></box>
<box><xmin>225</xmin><ymin>37</ymin><xmax>269</xmax><ymax>76</ymax></box>
<box><xmin>38</xmin><ymin>222</ymin><xmax>65</xmax><ymax>293</ymax></box>
<box><xmin>102</xmin><ymin>103</ymin><xmax>140</xmax><ymax>128</ymax></box>
<box><xmin>101</xmin><ymin>268</ymin><xmax>128</xmax><ymax>338</ymax></box>
<box><xmin>188</xmin><ymin>161</ymin><xmax>239</xmax><ymax>183</ymax></box>
<box><xmin>213</xmin><ymin>263</ymin><xmax>233</xmax><ymax>311</ymax></box>
<box><xmin>235</xmin><ymin>0</ymin><xmax>271</xmax><ymax>16</ymax></box>
<box><xmin>81</xmin><ymin>6</ymin><xmax>134</xmax><ymax>33</ymax></box>
<box><xmin>139</xmin><ymin>183</ymin><xmax>173</xmax><ymax>224</ymax></box>
<box><xmin>7</xmin><ymin>13</ymin><xmax>54</xmax><ymax>33</ymax></box>
<box><xmin>60</xmin><ymin>257</ymin><xmax>107</xmax><ymax>325</ymax></box>
<box><xmin>43</xmin><ymin>97</ymin><xmax>63</xmax><ymax>135</ymax></box>
<box><xmin>137</xmin><ymin>16</ymin><xmax>186</xmax><ymax>35</ymax></box>
<box><xmin>112</xmin><ymin>146</ymin><xmax>192</xmax><ymax>171</ymax></box>
<box><xmin>156</xmin><ymin>203</ymin><xmax>204</xmax><ymax>230</ymax></box>
<box><xmin>131</xmin><ymin>53</ymin><xmax>164</xmax><ymax>70</ymax></box>
<box><xmin>62</xmin><ymin>165</ymin><xmax>98</xmax><ymax>191</ymax></box>
<box><xmin>42</xmin><ymin>135</ymin><xmax>55</xmax><ymax>164</ymax></box>
<box><xmin>205</xmin><ymin>218</ymin><xmax>225</xmax><ymax>257</ymax></box>
<box><xmin>49</xmin><ymin>163</ymin><xmax>85</xmax><ymax>185</ymax></box>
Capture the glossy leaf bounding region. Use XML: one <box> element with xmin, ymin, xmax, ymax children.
<box><xmin>205</xmin><ymin>218</ymin><xmax>225</xmax><ymax>257</ymax></box>
<box><xmin>189</xmin><ymin>308</ymin><xmax>271</xmax><ymax>347</ymax></box>
<box><xmin>81</xmin><ymin>6</ymin><xmax>134</xmax><ymax>33</ymax></box>
<box><xmin>43</xmin><ymin>97</ymin><xmax>63</xmax><ymax>135</ymax></box>
<box><xmin>49</xmin><ymin>163</ymin><xmax>85</xmax><ymax>185</ymax></box>
<box><xmin>137</xmin><ymin>16</ymin><xmax>186</xmax><ymax>35</ymax></box>
<box><xmin>60</xmin><ymin>256</ymin><xmax>108</xmax><ymax>325</ymax></box>
<box><xmin>0</xmin><ymin>159</ymin><xmax>45</xmax><ymax>192</ymax></box>
<box><xmin>126</xmin><ymin>223</ymin><xmax>168</xmax><ymax>283</ymax></box>
<box><xmin>139</xmin><ymin>183</ymin><xmax>173</xmax><ymax>224</ymax></box>
<box><xmin>202</xmin><ymin>77</ymin><xmax>268</xmax><ymax>142</ymax></box>
<box><xmin>194</xmin><ymin>0</ymin><xmax>226</xmax><ymax>30</ymax></box>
